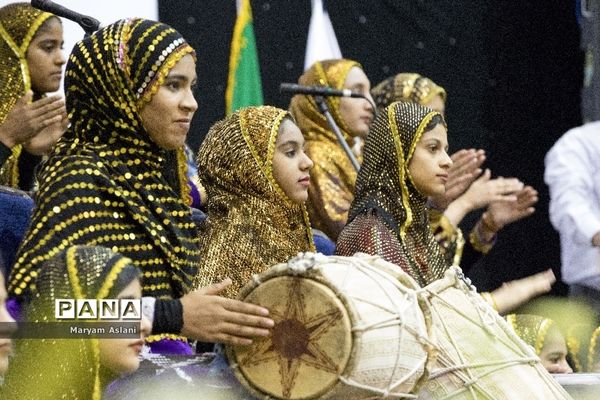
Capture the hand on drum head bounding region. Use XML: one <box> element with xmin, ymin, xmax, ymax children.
<box><xmin>180</xmin><ymin>278</ymin><xmax>275</xmax><ymax>345</ymax></box>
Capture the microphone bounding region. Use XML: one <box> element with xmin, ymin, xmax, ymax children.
<box><xmin>31</xmin><ymin>0</ymin><xmax>101</xmax><ymax>36</ymax></box>
<box><xmin>280</xmin><ymin>83</ymin><xmax>363</xmax><ymax>98</ymax></box>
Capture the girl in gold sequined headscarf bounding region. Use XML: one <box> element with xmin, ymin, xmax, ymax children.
<box><xmin>10</xmin><ymin>18</ymin><xmax>200</xmax><ymax>350</ymax></box>
<box><xmin>2</xmin><ymin>245</ymin><xmax>150</xmax><ymax>400</ymax></box>
<box><xmin>507</xmin><ymin>314</ymin><xmax>573</xmax><ymax>374</ymax></box>
<box><xmin>566</xmin><ymin>323</ymin><xmax>600</xmax><ymax>372</ymax></box>
<box><xmin>194</xmin><ymin>106</ymin><xmax>315</xmax><ymax>298</ymax></box>
<box><xmin>371</xmin><ymin>72</ymin><xmax>447</xmax><ymax>113</ymax></box>
<box><xmin>289</xmin><ymin>59</ymin><xmax>374</xmax><ymax>241</ymax></box>
<box><xmin>0</xmin><ymin>2</ymin><xmax>67</xmax><ymax>190</ymax></box>
<box><xmin>336</xmin><ymin>101</ymin><xmax>452</xmax><ymax>286</ymax></box>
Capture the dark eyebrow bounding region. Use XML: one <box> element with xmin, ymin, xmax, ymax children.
<box><xmin>165</xmin><ymin>73</ymin><xmax>198</xmax><ymax>83</ymax></box>
<box><xmin>38</xmin><ymin>39</ymin><xmax>61</xmax><ymax>45</ymax></box>
<box><xmin>423</xmin><ymin>138</ymin><xmax>441</xmax><ymax>144</ymax></box>
<box><xmin>423</xmin><ymin>138</ymin><xmax>449</xmax><ymax>151</ymax></box>
<box><xmin>277</xmin><ymin>139</ymin><xmax>304</xmax><ymax>148</ymax></box>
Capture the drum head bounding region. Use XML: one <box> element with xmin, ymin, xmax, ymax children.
<box><xmin>227</xmin><ymin>275</ymin><xmax>353</xmax><ymax>399</ymax></box>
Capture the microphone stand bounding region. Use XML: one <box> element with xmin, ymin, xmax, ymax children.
<box><xmin>313</xmin><ymin>95</ymin><xmax>360</xmax><ymax>171</ymax></box>
<box><xmin>31</xmin><ymin>0</ymin><xmax>100</xmax><ymax>37</ymax></box>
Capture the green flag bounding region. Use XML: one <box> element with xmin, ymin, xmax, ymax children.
<box><xmin>225</xmin><ymin>0</ymin><xmax>263</xmax><ymax>115</ymax></box>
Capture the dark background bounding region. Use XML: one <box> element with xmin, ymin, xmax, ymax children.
<box><xmin>160</xmin><ymin>0</ymin><xmax>583</xmax><ymax>295</ymax></box>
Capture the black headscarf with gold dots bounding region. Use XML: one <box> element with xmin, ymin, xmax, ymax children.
<box><xmin>337</xmin><ymin>101</ymin><xmax>448</xmax><ymax>286</ymax></box>
<box><xmin>10</xmin><ymin>19</ymin><xmax>200</xmax><ymax>306</ymax></box>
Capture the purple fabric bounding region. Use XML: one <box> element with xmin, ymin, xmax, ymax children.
<box><xmin>189</xmin><ymin>180</ymin><xmax>201</xmax><ymax>209</ymax></box>
<box><xmin>148</xmin><ymin>338</ymin><xmax>194</xmax><ymax>355</ymax></box>
<box><xmin>7</xmin><ymin>298</ymin><xmax>22</xmax><ymax>321</ymax></box>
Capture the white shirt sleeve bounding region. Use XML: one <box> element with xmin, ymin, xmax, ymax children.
<box><xmin>545</xmin><ymin>126</ymin><xmax>600</xmax><ymax>244</ymax></box>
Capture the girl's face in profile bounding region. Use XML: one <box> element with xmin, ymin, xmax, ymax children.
<box><xmin>26</xmin><ymin>17</ymin><xmax>65</xmax><ymax>94</ymax></box>
<box><xmin>407</xmin><ymin>123</ymin><xmax>452</xmax><ymax>197</ymax></box>
<box><xmin>339</xmin><ymin>67</ymin><xmax>375</xmax><ymax>138</ymax></box>
<box><xmin>98</xmin><ymin>278</ymin><xmax>151</xmax><ymax>377</ymax></box>
<box><xmin>539</xmin><ymin>328</ymin><xmax>573</xmax><ymax>374</ymax></box>
<box><xmin>272</xmin><ymin>119</ymin><xmax>314</xmax><ymax>203</ymax></box>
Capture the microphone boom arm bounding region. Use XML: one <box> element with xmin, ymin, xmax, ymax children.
<box><xmin>313</xmin><ymin>95</ymin><xmax>360</xmax><ymax>171</ymax></box>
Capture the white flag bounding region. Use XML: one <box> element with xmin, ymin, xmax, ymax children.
<box><xmin>304</xmin><ymin>0</ymin><xmax>342</xmax><ymax>71</ymax></box>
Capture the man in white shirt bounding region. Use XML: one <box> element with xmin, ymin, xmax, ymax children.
<box><xmin>545</xmin><ymin>121</ymin><xmax>600</xmax><ymax>311</ymax></box>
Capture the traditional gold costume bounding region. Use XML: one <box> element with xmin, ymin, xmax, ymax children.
<box><xmin>0</xmin><ymin>3</ymin><xmax>54</xmax><ymax>189</ymax></box>
<box><xmin>194</xmin><ymin>106</ymin><xmax>314</xmax><ymax>298</ymax></box>
<box><xmin>506</xmin><ymin>314</ymin><xmax>557</xmax><ymax>355</ymax></box>
<box><xmin>289</xmin><ymin>59</ymin><xmax>363</xmax><ymax>241</ymax></box>
<box><xmin>371</xmin><ymin>72</ymin><xmax>500</xmax><ymax>268</ymax></box>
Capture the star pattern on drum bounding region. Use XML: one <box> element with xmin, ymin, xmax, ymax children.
<box><xmin>242</xmin><ymin>278</ymin><xmax>341</xmax><ymax>398</ymax></box>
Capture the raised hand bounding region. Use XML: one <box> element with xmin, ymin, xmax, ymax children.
<box><xmin>180</xmin><ymin>278</ymin><xmax>274</xmax><ymax>345</ymax></box>
<box><xmin>443</xmin><ymin>169</ymin><xmax>524</xmax><ymax>227</ymax></box>
<box><xmin>429</xmin><ymin>148</ymin><xmax>486</xmax><ymax>210</ymax></box>
<box><xmin>0</xmin><ymin>92</ymin><xmax>65</xmax><ymax>149</ymax></box>
<box><xmin>23</xmin><ymin>104</ymin><xmax>68</xmax><ymax>156</ymax></box>
<box><xmin>484</xmin><ymin>185</ymin><xmax>538</xmax><ymax>232</ymax></box>
<box><xmin>489</xmin><ymin>269</ymin><xmax>556</xmax><ymax>314</ymax></box>
<box><xmin>460</xmin><ymin>170</ymin><xmax>524</xmax><ymax>210</ymax></box>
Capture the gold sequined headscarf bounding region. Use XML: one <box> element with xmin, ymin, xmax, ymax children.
<box><xmin>194</xmin><ymin>106</ymin><xmax>314</xmax><ymax>298</ymax></box>
<box><xmin>0</xmin><ymin>3</ymin><xmax>55</xmax><ymax>188</ymax></box>
<box><xmin>3</xmin><ymin>245</ymin><xmax>140</xmax><ymax>400</ymax></box>
<box><xmin>588</xmin><ymin>326</ymin><xmax>600</xmax><ymax>372</ymax></box>
<box><xmin>506</xmin><ymin>314</ymin><xmax>556</xmax><ymax>355</ymax></box>
<box><xmin>10</xmin><ymin>19</ymin><xmax>200</xmax><ymax>306</ymax></box>
<box><xmin>338</xmin><ymin>101</ymin><xmax>448</xmax><ymax>286</ymax></box>
<box><xmin>371</xmin><ymin>72</ymin><xmax>446</xmax><ymax>110</ymax></box>
<box><xmin>289</xmin><ymin>59</ymin><xmax>362</xmax><ymax>240</ymax></box>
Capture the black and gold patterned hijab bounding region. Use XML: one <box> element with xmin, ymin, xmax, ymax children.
<box><xmin>194</xmin><ymin>106</ymin><xmax>314</xmax><ymax>298</ymax></box>
<box><xmin>371</xmin><ymin>72</ymin><xmax>446</xmax><ymax>110</ymax></box>
<box><xmin>0</xmin><ymin>3</ymin><xmax>55</xmax><ymax>187</ymax></box>
<box><xmin>3</xmin><ymin>245</ymin><xmax>140</xmax><ymax>400</ymax></box>
<box><xmin>10</xmin><ymin>19</ymin><xmax>200</xmax><ymax>303</ymax></box>
<box><xmin>345</xmin><ymin>101</ymin><xmax>448</xmax><ymax>285</ymax></box>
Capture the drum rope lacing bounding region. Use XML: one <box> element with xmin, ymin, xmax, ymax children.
<box><xmin>334</xmin><ymin>256</ymin><xmax>430</xmax><ymax>398</ymax></box>
<box><xmin>419</xmin><ymin>268</ymin><xmax>545</xmax><ymax>399</ymax></box>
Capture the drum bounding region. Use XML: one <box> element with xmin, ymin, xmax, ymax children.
<box><xmin>226</xmin><ymin>252</ymin><xmax>432</xmax><ymax>399</ymax></box>
<box><xmin>417</xmin><ymin>267</ymin><xmax>572</xmax><ymax>399</ymax></box>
